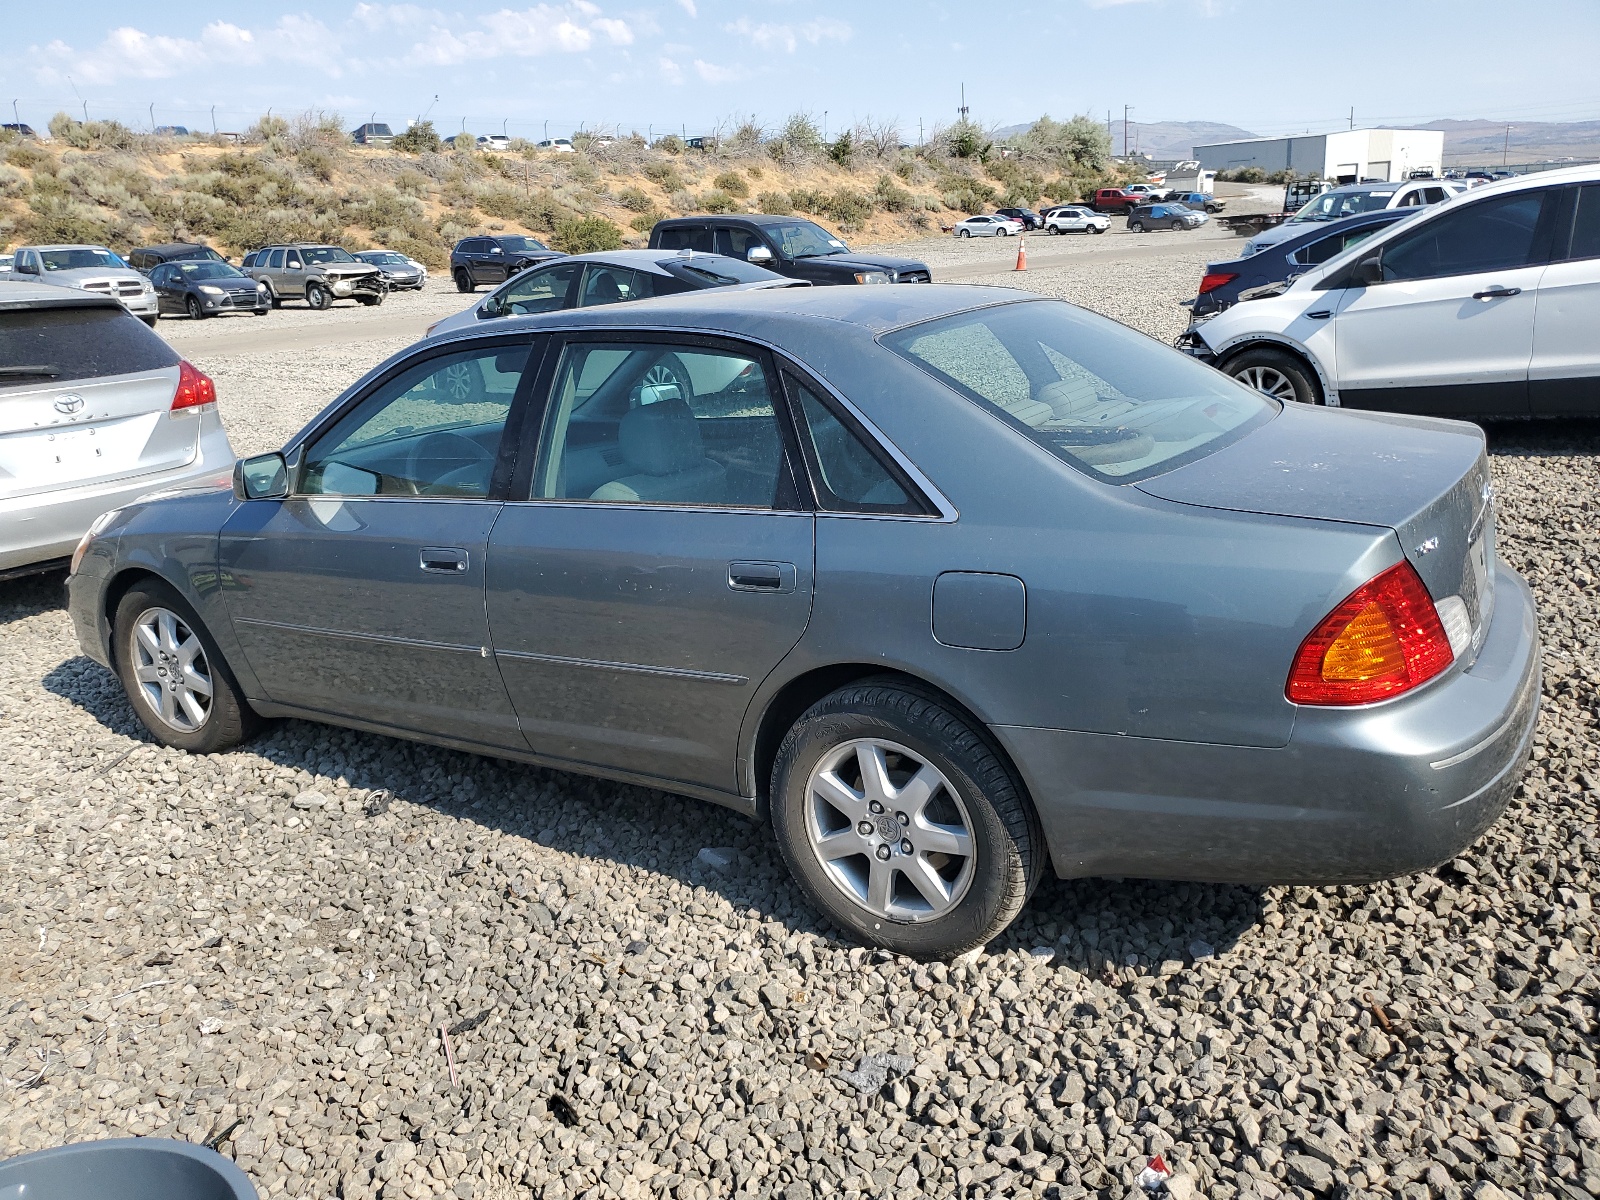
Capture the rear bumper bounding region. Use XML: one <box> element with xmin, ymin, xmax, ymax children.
<box><xmin>0</xmin><ymin>412</ymin><xmax>234</xmax><ymax>572</ymax></box>
<box><xmin>996</xmin><ymin>560</ymin><xmax>1540</xmax><ymax>883</ymax></box>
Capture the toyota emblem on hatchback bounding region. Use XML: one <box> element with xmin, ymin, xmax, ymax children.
<box><xmin>54</xmin><ymin>395</ymin><xmax>85</xmax><ymax>414</ymax></box>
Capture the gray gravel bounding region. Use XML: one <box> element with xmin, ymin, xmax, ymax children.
<box><xmin>1</xmin><ymin>250</ymin><xmax>1597</xmax><ymax>1200</ymax></box>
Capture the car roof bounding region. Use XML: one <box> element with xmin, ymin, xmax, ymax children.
<box><xmin>0</xmin><ymin>279</ymin><xmax>124</xmax><ymax>310</ymax></box>
<box><xmin>430</xmin><ymin>283</ymin><xmax>1035</xmax><ymax>348</ymax></box>
<box><xmin>21</xmin><ymin>244</ymin><xmax>114</xmax><ymax>252</ymax></box>
<box><xmin>134</xmin><ymin>242</ymin><xmax>212</xmax><ymax>255</ymax></box>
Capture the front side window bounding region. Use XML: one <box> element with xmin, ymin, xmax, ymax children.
<box><xmin>714</xmin><ymin>226</ymin><xmax>766</xmax><ymax>259</ymax></box>
<box><xmin>533</xmin><ymin>340</ymin><xmax>788</xmax><ymax>508</ymax></box>
<box><xmin>787</xmin><ymin>377</ymin><xmax>920</xmax><ymax>514</ymax></box>
<box><xmin>301</xmin><ymin>343</ymin><xmax>531</xmax><ymax>498</ymax></box>
<box><xmin>1380</xmin><ymin>190</ymin><xmax>1550</xmax><ymax>281</ymax></box>
<box><xmin>883</xmin><ymin>300</ymin><xmax>1272</xmax><ymax>483</ymax></box>
<box><xmin>497</xmin><ymin>262</ymin><xmax>580</xmax><ymax>315</ymax></box>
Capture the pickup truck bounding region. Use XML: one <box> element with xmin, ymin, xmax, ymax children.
<box><xmin>648</xmin><ymin>215</ymin><xmax>930</xmax><ymax>285</ymax></box>
<box><xmin>1089</xmin><ymin>188</ymin><xmax>1144</xmax><ymax>213</ymax></box>
<box><xmin>3</xmin><ymin>244</ymin><xmax>160</xmax><ymax>325</ymax></box>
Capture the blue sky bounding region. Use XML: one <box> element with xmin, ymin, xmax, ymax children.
<box><xmin>12</xmin><ymin>1</ymin><xmax>1600</xmax><ymax>141</ymax></box>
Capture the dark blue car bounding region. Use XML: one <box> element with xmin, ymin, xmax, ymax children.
<box><xmin>1187</xmin><ymin>208</ymin><xmax>1416</xmax><ymax>318</ymax></box>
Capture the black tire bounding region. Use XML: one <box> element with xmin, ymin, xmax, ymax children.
<box><xmin>251</xmin><ymin>309</ymin><xmax>268</xmax><ymax>316</ymax></box>
<box><xmin>1223</xmin><ymin>345</ymin><xmax>1324</xmax><ymax>405</ymax></box>
<box><xmin>185</xmin><ymin>295</ymin><xmax>205</xmax><ymax>320</ymax></box>
<box><xmin>306</xmin><ymin>282</ymin><xmax>332</xmax><ymax>310</ymax></box>
<box><xmin>454</xmin><ymin>268</ymin><xmax>476</xmax><ymax>292</ymax></box>
<box><xmin>958</xmin><ymin>229</ymin><xmax>970</xmax><ymax>238</ymax></box>
<box><xmin>1091</xmin><ymin>226</ymin><xmax>1105</xmax><ymax>234</ymax></box>
<box><xmin>113</xmin><ymin>581</ymin><xmax>261</xmax><ymax>754</ymax></box>
<box><xmin>1130</xmin><ymin>221</ymin><xmax>1144</xmax><ymax>233</ymax></box>
<box><xmin>141</xmin><ymin>315</ymin><xmax>159</xmax><ymax>327</ymax></box>
<box><xmin>261</xmin><ymin>280</ymin><xmax>281</xmax><ymax>309</ymax></box>
<box><xmin>769</xmin><ymin>680</ymin><xmax>1045</xmax><ymax>959</ymax></box>
<box><xmin>357</xmin><ymin>292</ymin><xmax>384</xmax><ymax>306</ymax></box>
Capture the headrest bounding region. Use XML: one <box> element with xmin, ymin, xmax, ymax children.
<box><xmin>588</xmin><ymin>274</ymin><xmax>622</xmax><ymax>303</ymax></box>
<box><xmin>619</xmin><ymin>398</ymin><xmax>705</xmax><ymax>476</ymax></box>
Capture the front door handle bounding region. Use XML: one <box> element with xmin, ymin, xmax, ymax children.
<box><xmin>728</xmin><ymin>561</ymin><xmax>797</xmax><ymax>594</ymax></box>
<box><xmin>1472</xmin><ymin>287</ymin><xmax>1522</xmax><ymax>300</ymax></box>
<box><xmin>420</xmin><ymin>547</ymin><xmax>469</xmax><ymax>573</ymax></box>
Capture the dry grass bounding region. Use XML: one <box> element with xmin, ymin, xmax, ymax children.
<box><xmin>0</xmin><ymin>113</ymin><xmax>1133</xmax><ymax>265</ymax></box>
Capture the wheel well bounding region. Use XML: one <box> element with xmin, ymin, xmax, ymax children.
<box><xmin>749</xmin><ymin>665</ymin><xmax>1041</xmax><ymax>841</ymax></box>
<box><xmin>1215</xmin><ymin>340</ymin><xmax>1327</xmax><ymax>404</ymax></box>
<box><xmin>101</xmin><ymin>568</ymin><xmax>164</xmax><ymax>642</ymax></box>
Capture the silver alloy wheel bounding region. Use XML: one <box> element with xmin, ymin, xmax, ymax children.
<box><xmin>804</xmin><ymin>738</ymin><xmax>976</xmax><ymax>922</ymax></box>
<box><xmin>442</xmin><ymin>361</ymin><xmax>478</xmax><ymax>402</ymax></box>
<box><xmin>1236</xmin><ymin>365</ymin><xmax>1300</xmax><ymax>402</ymax></box>
<box><xmin>130</xmin><ymin>606</ymin><xmax>213</xmax><ymax>733</ymax></box>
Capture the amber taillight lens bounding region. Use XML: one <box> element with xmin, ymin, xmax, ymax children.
<box><xmin>1286</xmin><ymin>562</ymin><xmax>1454</xmax><ymax>705</ymax></box>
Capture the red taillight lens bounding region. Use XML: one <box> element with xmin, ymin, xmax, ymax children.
<box><xmin>1198</xmin><ymin>271</ymin><xmax>1239</xmax><ymax>295</ymax></box>
<box><xmin>172</xmin><ymin>360</ymin><xmax>216</xmax><ymax>411</ymax></box>
<box><xmin>1286</xmin><ymin>562</ymin><xmax>1454</xmax><ymax>705</ymax></box>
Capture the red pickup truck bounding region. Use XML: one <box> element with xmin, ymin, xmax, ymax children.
<box><xmin>1090</xmin><ymin>188</ymin><xmax>1143</xmax><ymax>213</ymax></box>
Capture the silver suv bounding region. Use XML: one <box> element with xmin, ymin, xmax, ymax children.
<box><xmin>242</xmin><ymin>244</ymin><xmax>387</xmax><ymax>310</ymax></box>
<box><xmin>2</xmin><ymin>244</ymin><xmax>160</xmax><ymax>325</ymax></box>
<box><xmin>0</xmin><ymin>281</ymin><xmax>235</xmax><ymax>576</ymax></box>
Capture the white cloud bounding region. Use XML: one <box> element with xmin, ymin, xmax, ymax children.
<box><xmin>407</xmin><ymin>4</ymin><xmax>635</xmax><ymax>64</ymax></box>
<box><xmin>350</xmin><ymin>4</ymin><xmax>440</xmax><ymax>31</ymax></box>
<box><xmin>676</xmin><ymin>0</ymin><xmax>697</xmax><ymax>15</ymax></box>
<box><xmin>659</xmin><ymin>56</ymin><xmax>684</xmax><ymax>84</ymax></box>
<box><xmin>1082</xmin><ymin>0</ymin><xmax>1155</xmax><ymax>7</ymax></box>
<box><xmin>693</xmin><ymin>58</ymin><xmax>744</xmax><ymax>83</ymax></box>
<box><xmin>722</xmin><ymin>17</ymin><xmax>851</xmax><ymax>53</ymax></box>
<box><xmin>31</xmin><ymin>16</ymin><xmax>346</xmax><ymax>84</ymax></box>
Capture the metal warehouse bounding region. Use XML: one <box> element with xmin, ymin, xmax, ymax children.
<box><xmin>1194</xmin><ymin>128</ymin><xmax>1445</xmax><ymax>182</ymax></box>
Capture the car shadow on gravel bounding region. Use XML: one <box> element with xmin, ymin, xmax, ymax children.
<box><xmin>20</xmin><ymin>567</ymin><xmax>1267</xmax><ymax>968</ymax></box>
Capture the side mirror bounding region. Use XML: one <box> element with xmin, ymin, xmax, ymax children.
<box><xmin>746</xmin><ymin>245</ymin><xmax>775</xmax><ymax>265</ymax></box>
<box><xmin>477</xmin><ymin>299</ymin><xmax>500</xmax><ymax>318</ymax></box>
<box><xmin>235</xmin><ymin>452</ymin><xmax>288</xmax><ymax>500</ymax></box>
<box><xmin>1354</xmin><ymin>254</ymin><xmax>1383</xmax><ymax>286</ymax></box>
<box><xmin>17</xmin><ymin>260</ymin><xmax>38</xmax><ymax>275</ymax></box>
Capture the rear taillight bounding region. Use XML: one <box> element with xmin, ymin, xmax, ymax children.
<box><xmin>1286</xmin><ymin>562</ymin><xmax>1453</xmax><ymax>705</ymax></box>
<box><xmin>172</xmin><ymin>360</ymin><xmax>216</xmax><ymax>411</ymax></box>
<box><xmin>1198</xmin><ymin>271</ymin><xmax>1239</xmax><ymax>295</ymax></box>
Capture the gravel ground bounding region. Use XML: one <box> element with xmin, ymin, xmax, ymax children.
<box><xmin>1</xmin><ymin>254</ymin><xmax>1597</xmax><ymax>1200</ymax></box>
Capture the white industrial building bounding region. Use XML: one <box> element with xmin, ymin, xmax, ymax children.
<box><xmin>1193</xmin><ymin>129</ymin><xmax>1445</xmax><ymax>183</ymax></box>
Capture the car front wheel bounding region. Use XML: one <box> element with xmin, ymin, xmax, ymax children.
<box><xmin>306</xmin><ymin>282</ymin><xmax>332</xmax><ymax>310</ymax></box>
<box><xmin>958</xmin><ymin>229</ymin><xmax>970</xmax><ymax>238</ymax></box>
<box><xmin>770</xmin><ymin>680</ymin><xmax>1044</xmax><ymax>959</ymax></box>
<box><xmin>1225</xmin><ymin>346</ymin><xmax>1323</xmax><ymax>405</ymax></box>
<box><xmin>455</xmin><ymin>269</ymin><xmax>476</xmax><ymax>292</ymax></box>
<box><xmin>114</xmin><ymin>582</ymin><xmax>260</xmax><ymax>754</ymax></box>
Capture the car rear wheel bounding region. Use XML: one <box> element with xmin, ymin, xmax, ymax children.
<box><xmin>185</xmin><ymin>295</ymin><xmax>205</xmax><ymax>320</ymax></box>
<box><xmin>769</xmin><ymin>680</ymin><xmax>1044</xmax><ymax>959</ymax></box>
<box><xmin>958</xmin><ymin>229</ymin><xmax>970</xmax><ymax>238</ymax></box>
<box><xmin>306</xmin><ymin>282</ymin><xmax>332</xmax><ymax>310</ymax></box>
<box><xmin>114</xmin><ymin>582</ymin><xmax>260</xmax><ymax>754</ymax></box>
<box><xmin>1225</xmin><ymin>347</ymin><xmax>1323</xmax><ymax>405</ymax></box>
<box><xmin>455</xmin><ymin>269</ymin><xmax>476</xmax><ymax>292</ymax></box>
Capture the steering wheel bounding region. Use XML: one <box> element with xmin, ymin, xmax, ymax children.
<box><xmin>402</xmin><ymin>431</ymin><xmax>495</xmax><ymax>496</ymax></box>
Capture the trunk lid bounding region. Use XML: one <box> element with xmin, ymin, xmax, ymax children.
<box><xmin>0</xmin><ymin>367</ymin><xmax>196</xmax><ymax>500</ymax></box>
<box><xmin>1136</xmin><ymin>403</ymin><xmax>1496</xmax><ymax>657</ymax></box>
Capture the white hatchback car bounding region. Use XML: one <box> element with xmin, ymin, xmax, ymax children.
<box><xmin>0</xmin><ymin>282</ymin><xmax>235</xmax><ymax>576</ymax></box>
<box><xmin>953</xmin><ymin>215</ymin><xmax>1022</xmax><ymax>238</ymax></box>
<box><xmin>1180</xmin><ymin>165</ymin><xmax>1600</xmax><ymax>418</ymax></box>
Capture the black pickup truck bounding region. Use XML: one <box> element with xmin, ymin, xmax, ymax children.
<box><xmin>648</xmin><ymin>215</ymin><xmax>930</xmax><ymax>285</ymax></box>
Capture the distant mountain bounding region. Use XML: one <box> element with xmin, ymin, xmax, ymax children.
<box><xmin>1418</xmin><ymin>119</ymin><xmax>1600</xmax><ymax>165</ymax></box>
<box><xmin>996</xmin><ymin>118</ymin><xmax>1256</xmax><ymax>160</ymax></box>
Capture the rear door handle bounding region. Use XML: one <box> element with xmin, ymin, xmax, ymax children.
<box><xmin>728</xmin><ymin>561</ymin><xmax>797</xmax><ymax>593</ymax></box>
<box><xmin>420</xmin><ymin>547</ymin><xmax>469</xmax><ymax>573</ymax></box>
<box><xmin>1472</xmin><ymin>287</ymin><xmax>1521</xmax><ymax>300</ymax></box>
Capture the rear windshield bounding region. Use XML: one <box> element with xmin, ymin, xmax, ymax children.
<box><xmin>0</xmin><ymin>307</ymin><xmax>179</xmax><ymax>389</ymax></box>
<box><xmin>882</xmin><ymin>300</ymin><xmax>1273</xmax><ymax>483</ymax></box>
<box><xmin>662</xmin><ymin>256</ymin><xmax>780</xmax><ymax>286</ymax></box>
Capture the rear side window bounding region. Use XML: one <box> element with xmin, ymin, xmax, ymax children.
<box><xmin>1381</xmin><ymin>190</ymin><xmax>1550</xmax><ymax>281</ymax></box>
<box><xmin>656</xmin><ymin>226</ymin><xmax>714</xmax><ymax>253</ymax></box>
<box><xmin>0</xmin><ymin>307</ymin><xmax>178</xmax><ymax>388</ymax></box>
<box><xmin>883</xmin><ymin>300</ymin><xmax>1272</xmax><ymax>483</ymax></box>
<box><xmin>1566</xmin><ymin>185</ymin><xmax>1600</xmax><ymax>261</ymax></box>
<box><xmin>786</xmin><ymin>376</ymin><xmax>921</xmax><ymax>514</ymax></box>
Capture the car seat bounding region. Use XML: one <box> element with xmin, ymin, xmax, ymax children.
<box><xmin>589</xmin><ymin>399</ymin><xmax>726</xmax><ymax>504</ymax></box>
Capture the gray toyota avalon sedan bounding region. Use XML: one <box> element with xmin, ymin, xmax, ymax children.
<box><xmin>65</xmin><ymin>285</ymin><xmax>1539</xmax><ymax>958</ymax></box>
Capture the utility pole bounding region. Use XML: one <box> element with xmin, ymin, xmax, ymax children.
<box><xmin>958</xmin><ymin>84</ymin><xmax>969</xmax><ymax>123</ymax></box>
<box><xmin>823</xmin><ymin>111</ymin><xmax>828</xmax><ymax>140</ymax></box>
<box><xmin>1503</xmin><ymin>124</ymin><xmax>1511</xmax><ymax>166</ymax></box>
<box><xmin>13</xmin><ymin>99</ymin><xmax>20</xmax><ymax>127</ymax></box>
<box><xmin>149</xmin><ymin>103</ymin><xmax>154</xmax><ymax>132</ymax></box>
<box><xmin>1123</xmin><ymin>105</ymin><xmax>1132</xmax><ymax>157</ymax></box>
<box><xmin>502</xmin><ymin>118</ymin><xmax>508</xmax><ymax>138</ymax></box>
<box><xmin>1349</xmin><ymin>107</ymin><xmax>1354</xmax><ymax>130</ymax></box>
<box><xmin>210</xmin><ymin>105</ymin><xmax>216</xmax><ymax>135</ymax></box>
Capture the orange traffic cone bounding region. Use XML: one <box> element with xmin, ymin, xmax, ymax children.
<box><xmin>1014</xmin><ymin>233</ymin><xmax>1027</xmax><ymax>272</ymax></box>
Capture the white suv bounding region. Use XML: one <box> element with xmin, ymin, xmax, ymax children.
<box><xmin>1242</xmin><ymin>178</ymin><xmax>1468</xmax><ymax>257</ymax></box>
<box><xmin>1180</xmin><ymin>165</ymin><xmax>1600</xmax><ymax>418</ymax></box>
